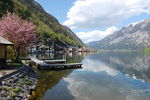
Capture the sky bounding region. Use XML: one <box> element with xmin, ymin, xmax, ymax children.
<box><xmin>35</xmin><ymin>0</ymin><xmax>150</xmax><ymax>43</ymax></box>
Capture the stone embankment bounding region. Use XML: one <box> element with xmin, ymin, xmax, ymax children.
<box><xmin>0</xmin><ymin>66</ymin><xmax>37</xmax><ymax>100</ymax></box>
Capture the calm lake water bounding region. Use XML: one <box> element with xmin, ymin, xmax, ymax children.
<box><xmin>33</xmin><ymin>52</ymin><xmax>150</xmax><ymax>100</ymax></box>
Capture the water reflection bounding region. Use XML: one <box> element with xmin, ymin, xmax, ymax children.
<box><xmin>33</xmin><ymin>70</ymin><xmax>73</xmax><ymax>100</ymax></box>
<box><xmin>35</xmin><ymin>52</ymin><xmax>150</xmax><ymax>100</ymax></box>
<box><xmin>89</xmin><ymin>52</ymin><xmax>150</xmax><ymax>83</ymax></box>
<box><xmin>64</xmin><ymin>72</ymin><xmax>150</xmax><ymax>100</ymax></box>
<box><xmin>32</xmin><ymin>52</ymin><xmax>85</xmax><ymax>100</ymax></box>
<box><xmin>63</xmin><ymin>52</ymin><xmax>150</xmax><ymax>100</ymax></box>
<box><xmin>81</xmin><ymin>58</ymin><xmax>118</xmax><ymax>76</ymax></box>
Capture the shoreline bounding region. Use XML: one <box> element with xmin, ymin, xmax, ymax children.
<box><xmin>0</xmin><ymin>66</ymin><xmax>37</xmax><ymax>100</ymax></box>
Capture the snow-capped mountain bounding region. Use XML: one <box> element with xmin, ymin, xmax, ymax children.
<box><xmin>87</xmin><ymin>19</ymin><xmax>150</xmax><ymax>49</ymax></box>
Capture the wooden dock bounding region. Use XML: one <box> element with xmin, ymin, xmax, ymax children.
<box><xmin>21</xmin><ymin>58</ymin><xmax>66</xmax><ymax>66</ymax></box>
<box><xmin>30</xmin><ymin>58</ymin><xmax>82</xmax><ymax>70</ymax></box>
<box><xmin>44</xmin><ymin>59</ymin><xmax>66</xmax><ymax>64</ymax></box>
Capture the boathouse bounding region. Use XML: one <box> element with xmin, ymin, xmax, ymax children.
<box><xmin>0</xmin><ymin>36</ymin><xmax>13</xmax><ymax>65</ymax></box>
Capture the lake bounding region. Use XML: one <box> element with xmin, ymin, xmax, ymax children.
<box><xmin>32</xmin><ymin>52</ymin><xmax>150</xmax><ymax>100</ymax></box>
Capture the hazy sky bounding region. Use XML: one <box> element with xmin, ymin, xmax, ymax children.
<box><xmin>35</xmin><ymin>0</ymin><xmax>150</xmax><ymax>43</ymax></box>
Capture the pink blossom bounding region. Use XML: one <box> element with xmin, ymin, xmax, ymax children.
<box><xmin>0</xmin><ymin>13</ymin><xmax>37</xmax><ymax>49</ymax></box>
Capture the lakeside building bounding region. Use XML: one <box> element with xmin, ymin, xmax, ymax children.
<box><xmin>0</xmin><ymin>36</ymin><xmax>13</xmax><ymax>65</ymax></box>
<box><xmin>29</xmin><ymin>44</ymin><xmax>54</xmax><ymax>53</ymax></box>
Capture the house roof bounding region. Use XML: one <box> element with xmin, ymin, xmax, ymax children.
<box><xmin>0</xmin><ymin>36</ymin><xmax>13</xmax><ymax>45</ymax></box>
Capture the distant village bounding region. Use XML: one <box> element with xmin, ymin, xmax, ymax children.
<box><xmin>29</xmin><ymin>43</ymin><xmax>97</xmax><ymax>54</ymax></box>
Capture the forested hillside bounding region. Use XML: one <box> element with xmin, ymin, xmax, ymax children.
<box><xmin>0</xmin><ymin>0</ymin><xmax>84</xmax><ymax>47</ymax></box>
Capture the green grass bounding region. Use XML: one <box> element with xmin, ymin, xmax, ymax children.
<box><xmin>144</xmin><ymin>48</ymin><xmax>150</xmax><ymax>55</ymax></box>
<box><xmin>18</xmin><ymin>79</ymin><xmax>24</xmax><ymax>85</ymax></box>
<box><xmin>0</xmin><ymin>86</ymin><xmax>21</xmax><ymax>97</ymax></box>
<box><xmin>18</xmin><ymin>75</ymin><xmax>31</xmax><ymax>85</ymax></box>
<box><xmin>24</xmin><ymin>75</ymin><xmax>31</xmax><ymax>85</ymax></box>
<box><xmin>99</xmin><ymin>49</ymin><xmax>137</xmax><ymax>52</ymax></box>
<box><xmin>7</xmin><ymin>62</ymin><xmax>23</xmax><ymax>67</ymax></box>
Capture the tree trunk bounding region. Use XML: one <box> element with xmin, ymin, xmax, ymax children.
<box><xmin>16</xmin><ymin>47</ymin><xmax>20</xmax><ymax>62</ymax></box>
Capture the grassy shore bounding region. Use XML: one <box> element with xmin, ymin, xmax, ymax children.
<box><xmin>144</xmin><ymin>48</ymin><xmax>150</xmax><ymax>55</ymax></box>
<box><xmin>99</xmin><ymin>49</ymin><xmax>140</xmax><ymax>52</ymax></box>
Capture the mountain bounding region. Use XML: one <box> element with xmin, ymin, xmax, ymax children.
<box><xmin>62</xmin><ymin>25</ymin><xmax>85</xmax><ymax>45</ymax></box>
<box><xmin>87</xmin><ymin>19</ymin><xmax>150</xmax><ymax>49</ymax></box>
<box><xmin>0</xmin><ymin>0</ymin><xmax>84</xmax><ymax>47</ymax></box>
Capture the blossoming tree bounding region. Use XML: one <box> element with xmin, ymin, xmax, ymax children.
<box><xmin>0</xmin><ymin>13</ymin><xmax>37</xmax><ymax>61</ymax></box>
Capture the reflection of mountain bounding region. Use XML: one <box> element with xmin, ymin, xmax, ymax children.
<box><xmin>89</xmin><ymin>52</ymin><xmax>150</xmax><ymax>83</ymax></box>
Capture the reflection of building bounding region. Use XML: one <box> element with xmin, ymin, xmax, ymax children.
<box><xmin>0</xmin><ymin>36</ymin><xmax>13</xmax><ymax>65</ymax></box>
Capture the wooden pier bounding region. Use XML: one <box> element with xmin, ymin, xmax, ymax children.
<box><xmin>21</xmin><ymin>58</ymin><xmax>66</xmax><ymax>66</ymax></box>
<box><xmin>30</xmin><ymin>58</ymin><xmax>82</xmax><ymax>70</ymax></box>
<box><xmin>44</xmin><ymin>59</ymin><xmax>66</xmax><ymax>64</ymax></box>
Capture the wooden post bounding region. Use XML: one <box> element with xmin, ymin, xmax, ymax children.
<box><xmin>4</xmin><ymin>45</ymin><xmax>7</xmax><ymax>61</ymax></box>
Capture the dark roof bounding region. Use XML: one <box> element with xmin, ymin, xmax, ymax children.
<box><xmin>0</xmin><ymin>36</ymin><xmax>13</xmax><ymax>45</ymax></box>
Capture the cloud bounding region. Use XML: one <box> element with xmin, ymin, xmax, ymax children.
<box><xmin>63</xmin><ymin>0</ymin><xmax>150</xmax><ymax>29</ymax></box>
<box><xmin>76</xmin><ymin>26</ymin><xmax>118</xmax><ymax>43</ymax></box>
<box><xmin>80</xmin><ymin>57</ymin><xmax>119</xmax><ymax>76</ymax></box>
